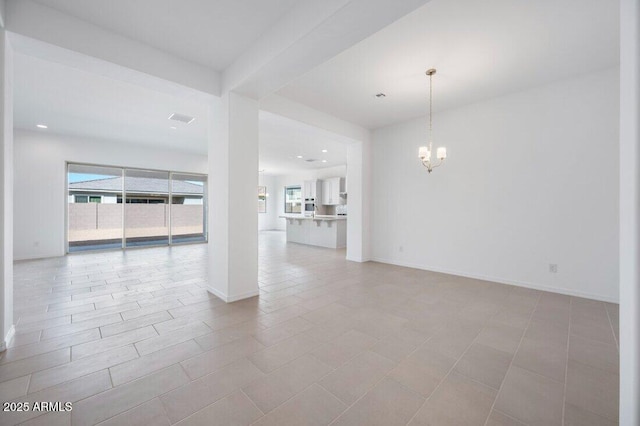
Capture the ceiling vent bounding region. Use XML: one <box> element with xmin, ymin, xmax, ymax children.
<box><xmin>168</xmin><ymin>113</ymin><xmax>195</xmax><ymax>124</ymax></box>
<box><xmin>305</xmin><ymin>159</ymin><xmax>319</xmax><ymax>163</ymax></box>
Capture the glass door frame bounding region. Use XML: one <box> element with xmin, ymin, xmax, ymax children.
<box><xmin>65</xmin><ymin>161</ymin><xmax>208</xmax><ymax>253</ymax></box>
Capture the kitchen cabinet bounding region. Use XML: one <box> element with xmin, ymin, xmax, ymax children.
<box><xmin>321</xmin><ymin>177</ymin><xmax>344</xmax><ymax>205</ymax></box>
<box><xmin>303</xmin><ymin>180</ymin><xmax>321</xmax><ymax>200</ymax></box>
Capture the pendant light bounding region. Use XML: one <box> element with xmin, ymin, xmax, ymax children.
<box><xmin>418</xmin><ymin>69</ymin><xmax>447</xmax><ymax>173</ymax></box>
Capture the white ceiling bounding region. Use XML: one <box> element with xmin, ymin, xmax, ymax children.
<box><xmin>29</xmin><ymin>0</ymin><xmax>300</xmax><ymax>70</ymax></box>
<box><xmin>259</xmin><ymin>111</ymin><xmax>350</xmax><ymax>176</ymax></box>
<box><xmin>14</xmin><ymin>52</ymin><xmax>350</xmax><ymax>173</ymax></box>
<box><xmin>277</xmin><ymin>0</ymin><xmax>620</xmax><ymax>129</ymax></box>
<box><xmin>14</xmin><ymin>0</ymin><xmax>617</xmax><ymax>173</ymax></box>
<box><xmin>14</xmin><ymin>52</ymin><xmax>210</xmax><ymax>153</ymax></box>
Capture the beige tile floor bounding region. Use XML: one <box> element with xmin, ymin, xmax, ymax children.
<box><xmin>1</xmin><ymin>231</ymin><xmax>619</xmax><ymax>425</ymax></box>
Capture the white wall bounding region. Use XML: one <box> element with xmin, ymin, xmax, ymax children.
<box><xmin>619</xmin><ymin>0</ymin><xmax>640</xmax><ymax>422</ymax></box>
<box><xmin>258</xmin><ymin>174</ymin><xmax>277</xmax><ymax>231</ymax></box>
<box><xmin>13</xmin><ymin>129</ymin><xmax>207</xmax><ymax>260</ymax></box>
<box><xmin>371</xmin><ymin>68</ymin><xmax>620</xmax><ymax>302</ymax></box>
<box><xmin>1</xmin><ymin>29</ymin><xmax>14</xmax><ymax>349</ymax></box>
<box><xmin>271</xmin><ymin>164</ymin><xmax>347</xmax><ymax>230</ymax></box>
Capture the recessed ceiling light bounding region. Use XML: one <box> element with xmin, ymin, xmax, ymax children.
<box><xmin>296</xmin><ymin>155</ymin><xmax>303</xmax><ymax>159</ymax></box>
<box><xmin>36</xmin><ymin>124</ymin><xmax>48</xmax><ymax>129</ymax></box>
<box><xmin>321</xmin><ymin>149</ymin><xmax>328</xmax><ymax>153</ymax></box>
<box><xmin>322</xmin><ymin>160</ymin><xmax>327</xmax><ymax>163</ymax></box>
<box><xmin>375</xmin><ymin>93</ymin><xmax>386</xmax><ymax>98</ymax></box>
<box><xmin>169</xmin><ymin>126</ymin><xmax>177</xmax><ymax>130</ymax></box>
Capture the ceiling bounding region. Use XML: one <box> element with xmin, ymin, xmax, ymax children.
<box><xmin>14</xmin><ymin>0</ymin><xmax>617</xmax><ymax>173</ymax></box>
<box><xmin>277</xmin><ymin>0</ymin><xmax>620</xmax><ymax>129</ymax></box>
<box><xmin>14</xmin><ymin>52</ymin><xmax>349</xmax><ymax>173</ymax></box>
<box><xmin>14</xmin><ymin>52</ymin><xmax>210</xmax><ymax>153</ymax></box>
<box><xmin>29</xmin><ymin>0</ymin><xmax>300</xmax><ymax>70</ymax></box>
<box><xmin>259</xmin><ymin>112</ymin><xmax>350</xmax><ymax>176</ymax></box>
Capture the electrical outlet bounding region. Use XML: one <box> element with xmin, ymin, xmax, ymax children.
<box><xmin>399</xmin><ymin>246</ymin><xmax>404</xmax><ymax>253</ymax></box>
<box><xmin>549</xmin><ymin>264</ymin><xmax>558</xmax><ymax>273</ymax></box>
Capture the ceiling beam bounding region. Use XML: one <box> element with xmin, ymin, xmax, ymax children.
<box><xmin>9</xmin><ymin>33</ymin><xmax>216</xmax><ymax>104</ymax></box>
<box><xmin>5</xmin><ymin>0</ymin><xmax>220</xmax><ymax>96</ymax></box>
<box><xmin>223</xmin><ymin>0</ymin><xmax>431</xmax><ymax>99</ymax></box>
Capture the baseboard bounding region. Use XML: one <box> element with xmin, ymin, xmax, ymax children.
<box><xmin>1</xmin><ymin>325</ymin><xmax>15</xmax><ymax>352</ymax></box>
<box><xmin>226</xmin><ymin>290</ymin><xmax>260</xmax><ymax>302</ymax></box>
<box><xmin>14</xmin><ymin>251</ymin><xmax>65</xmax><ymax>262</ymax></box>
<box><xmin>346</xmin><ymin>255</ymin><xmax>371</xmax><ymax>263</ymax></box>
<box><xmin>207</xmin><ymin>287</ymin><xmax>260</xmax><ymax>303</ymax></box>
<box><xmin>370</xmin><ymin>257</ymin><xmax>619</xmax><ymax>304</ymax></box>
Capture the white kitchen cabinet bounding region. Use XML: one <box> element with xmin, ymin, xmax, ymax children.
<box><xmin>303</xmin><ymin>180</ymin><xmax>321</xmax><ymax>200</ymax></box>
<box><xmin>321</xmin><ymin>180</ymin><xmax>331</xmax><ymax>204</ymax></box>
<box><xmin>321</xmin><ymin>177</ymin><xmax>344</xmax><ymax>205</ymax></box>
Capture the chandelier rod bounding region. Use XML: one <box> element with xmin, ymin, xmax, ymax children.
<box><xmin>426</xmin><ymin>68</ymin><xmax>436</xmax><ymax>152</ymax></box>
<box><xmin>429</xmin><ymin>70</ymin><xmax>433</xmax><ymax>153</ymax></box>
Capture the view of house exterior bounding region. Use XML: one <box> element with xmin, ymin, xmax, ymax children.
<box><xmin>67</xmin><ymin>175</ymin><xmax>206</xmax><ymax>249</ymax></box>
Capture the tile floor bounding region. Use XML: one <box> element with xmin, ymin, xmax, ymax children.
<box><xmin>1</xmin><ymin>231</ymin><xmax>619</xmax><ymax>425</ymax></box>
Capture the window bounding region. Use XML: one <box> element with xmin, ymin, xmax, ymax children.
<box><xmin>284</xmin><ymin>186</ymin><xmax>302</xmax><ymax>213</ymax></box>
<box><xmin>89</xmin><ymin>196</ymin><xmax>101</xmax><ymax>203</ymax></box>
<box><xmin>75</xmin><ymin>195</ymin><xmax>88</xmax><ymax>203</ymax></box>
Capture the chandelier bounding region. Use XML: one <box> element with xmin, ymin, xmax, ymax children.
<box><xmin>418</xmin><ymin>69</ymin><xmax>447</xmax><ymax>173</ymax></box>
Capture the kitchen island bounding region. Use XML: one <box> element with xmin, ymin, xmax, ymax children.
<box><xmin>279</xmin><ymin>215</ymin><xmax>347</xmax><ymax>248</ymax></box>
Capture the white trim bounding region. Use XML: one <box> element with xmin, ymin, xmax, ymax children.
<box><xmin>370</xmin><ymin>257</ymin><xmax>619</xmax><ymax>304</ymax></box>
<box><xmin>207</xmin><ymin>287</ymin><xmax>259</xmax><ymax>303</ymax></box>
<box><xmin>226</xmin><ymin>290</ymin><xmax>260</xmax><ymax>303</ymax></box>
<box><xmin>1</xmin><ymin>325</ymin><xmax>15</xmax><ymax>352</ymax></box>
<box><xmin>346</xmin><ymin>255</ymin><xmax>370</xmax><ymax>263</ymax></box>
<box><xmin>206</xmin><ymin>286</ymin><xmax>228</xmax><ymax>302</ymax></box>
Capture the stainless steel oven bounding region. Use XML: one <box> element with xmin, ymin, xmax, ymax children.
<box><xmin>304</xmin><ymin>200</ymin><xmax>315</xmax><ymax>214</ymax></box>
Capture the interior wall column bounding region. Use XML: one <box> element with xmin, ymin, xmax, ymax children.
<box><xmin>346</xmin><ymin>136</ymin><xmax>372</xmax><ymax>262</ymax></box>
<box><xmin>207</xmin><ymin>92</ymin><xmax>259</xmax><ymax>302</ymax></box>
<box><xmin>0</xmin><ymin>28</ymin><xmax>14</xmax><ymax>350</ymax></box>
<box><xmin>620</xmin><ymin>0</ymin><xmax>640</xmax><ymax>423</ymax></box>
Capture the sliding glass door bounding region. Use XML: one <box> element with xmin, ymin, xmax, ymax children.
<box><xmin>67</xmin><ymin>163</ymin><xmax>207</xmax><ymax>253</ymax></box>
<box><xmin>171</xmin><ymin>173</ymin><xmax>207</xmax><ymax>244</ymax></box>
<box><xmin>68</xmin><ymin>164</ymin><xmax>124</xmax><ymax>252</ymax></box>
<box><xmin>124</xmin><ymin>169</ymin><xmax>170</xmax><ymax>248</ymax></box>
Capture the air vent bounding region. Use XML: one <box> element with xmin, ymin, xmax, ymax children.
<box><xmin>305</xmin><ymin>159</ymin><xmax>319</xmax><ymax>163</ymax></box>
<box><xmin>168</xmin><ymin>113</ymin><xmax>195</xmax><ymax>124</ymax></box>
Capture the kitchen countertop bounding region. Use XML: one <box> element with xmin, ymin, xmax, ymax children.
<box><xmin>279</xmin><ymin>215</ymin><xmax>347</xmax><ymax>221</ymax></box>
